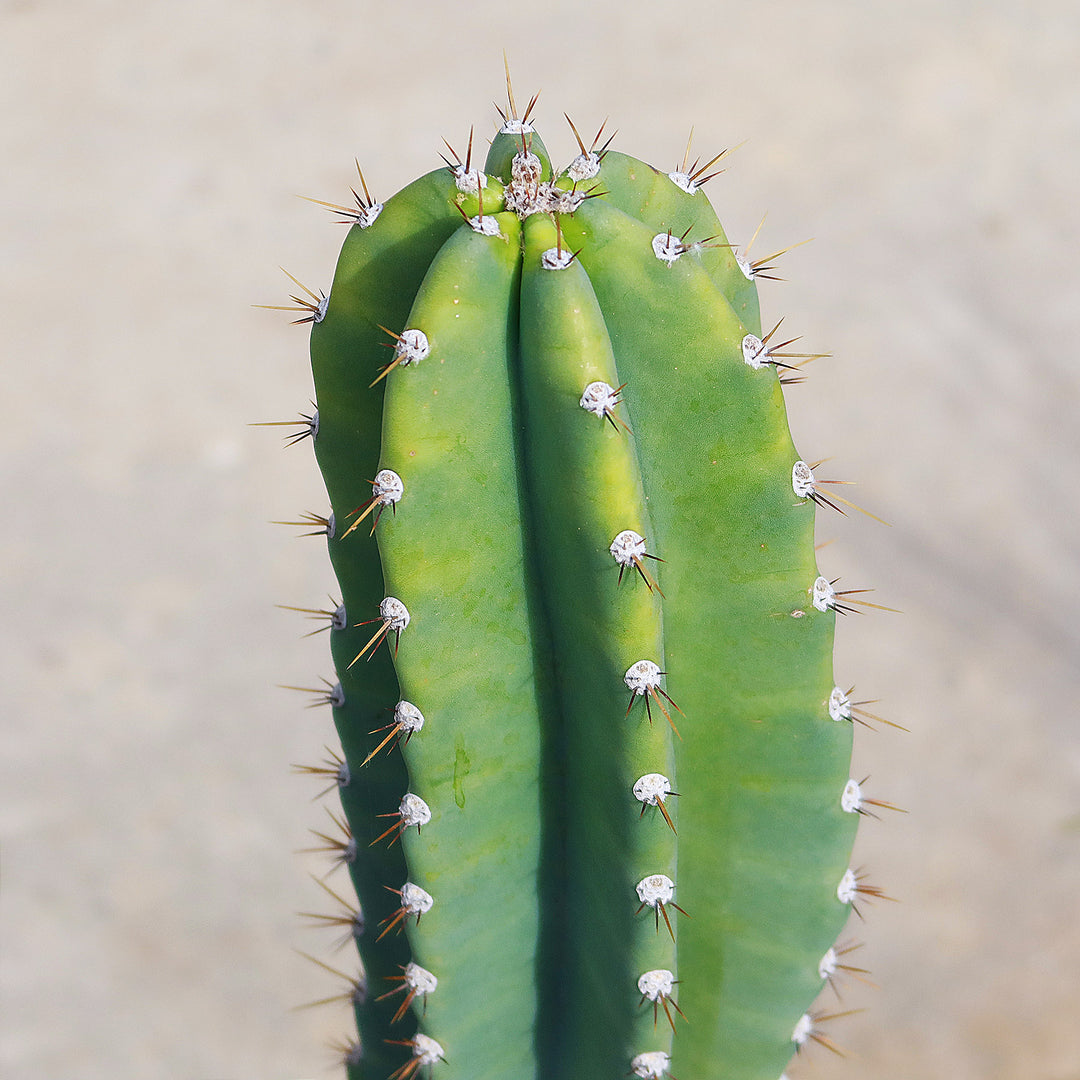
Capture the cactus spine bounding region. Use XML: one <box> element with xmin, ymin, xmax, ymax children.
<box><xmin>272</xmin><ymin>86</ymin><xmax>878</xmax><ymax>1080</ymax></box>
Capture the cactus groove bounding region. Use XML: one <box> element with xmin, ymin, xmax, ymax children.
<box><xmin>273</xmin><ymin>85</ymin><xmax>874</xmax><ymax>1080</ymax></box>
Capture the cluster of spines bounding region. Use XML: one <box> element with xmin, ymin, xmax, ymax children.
<box><xmin>261</xmin><ymin>78</ymin><xmax>899</xmax><ymax>1080</ymax></box>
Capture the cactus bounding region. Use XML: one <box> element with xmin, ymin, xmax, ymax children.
<box><xmin>267</xmin><ymin>79</ymin><xmax>890</xmax><ymax>1080</ymax></box>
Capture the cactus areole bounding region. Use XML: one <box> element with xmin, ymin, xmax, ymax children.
<box><xmin>278</xmin><ymin>92</ymin><xmax>868</xmax><ymax>1080</ymax></box>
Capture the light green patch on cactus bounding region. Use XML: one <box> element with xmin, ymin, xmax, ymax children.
<box><xmin>275</xmin><ymin>87</ymin><xmax>872</xmax><ymax>1080</ymax></box>
<box><xmin>571</xmin><ymin>149</ymin><xmax>761</xmax><ymax>333</ymax></box>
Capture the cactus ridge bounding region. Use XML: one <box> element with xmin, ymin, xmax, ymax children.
<box><xmin>273</xmin><ymin>89</ymin><xmax>879</xmax><ymax>1080</ymax></box>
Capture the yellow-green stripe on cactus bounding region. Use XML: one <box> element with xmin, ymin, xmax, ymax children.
<box><xmin>271</xmin><ymin>86</ymin><xmax>883</xmax><ymax>1080</ymax></box>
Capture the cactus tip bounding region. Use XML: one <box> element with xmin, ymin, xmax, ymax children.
<box><xmin>496</xmin><ymin>53</ymin><xmax>538</xmax><ymax>132</ymax></box>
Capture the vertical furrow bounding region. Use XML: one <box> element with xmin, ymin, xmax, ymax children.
<box><xmin>372</xmin><ymin>213</ymin><xmax>543</xmax><ymax>1080</ymax></box>
<box><xmin>518</xmin><ymin>213</ymin><xmax>676</xmax><ymax>1079</ymax></box>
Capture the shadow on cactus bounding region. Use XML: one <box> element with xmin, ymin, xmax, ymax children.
<box><xmin>265</xmin><ymin>75</ymin><xmax>896</xmax><ymax>1080</ymax></box>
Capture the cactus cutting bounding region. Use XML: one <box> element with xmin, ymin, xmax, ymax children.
<box><xmin>263</xmin><ymin>69</ymin><xmax>895</xmax><ymax>1080</ymax></box>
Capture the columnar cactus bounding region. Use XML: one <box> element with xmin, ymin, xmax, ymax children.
<box><xmin>268</xmin><ymin>83</ymin><xmax>890</xmax><ymax>1080</ymax></box>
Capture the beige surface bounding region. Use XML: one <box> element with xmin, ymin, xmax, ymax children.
<box><xmin>3</xmin><ymin>1</ymin><xmax>1079</xmax><ymax>1078</ymax></box>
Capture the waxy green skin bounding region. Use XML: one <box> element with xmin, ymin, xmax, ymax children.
<box><xmin>294</xmin><ymin>115</ymin><xmax>859</xmax><ymax>1080</ymax></box>
<box><xmin>560</xmin><ymin>197</ymin><xmax>854</xmax><ymax>1077</ymax></box>
<box><xmin>583</xmin><ymin>149</ymin><xmax>761</xmax><ymax>332</ymax></box>
<box><xmin>310</xmin><ymin>167</ymin><xmax>502</xmax><ymax>1073</ymax></box>
<box><xmin>376</xmin><ymin>213</ymin><xmax>542</xmax><ymax>1078</ymax></box>
<box><xmin>519</xmin><ymin>211</ymin><xmax>675</xmax><ymax>1075</ymax></box>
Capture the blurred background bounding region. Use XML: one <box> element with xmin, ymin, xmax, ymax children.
<box><xmin>3</xmin><ymin>1</ymin><xmax>1078</xmax><ymax>1077</ymax></box>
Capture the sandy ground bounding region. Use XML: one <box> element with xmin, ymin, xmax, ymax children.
<box><xmin>2</xmin><ymin>1</ymin><xmax>1079</xmax><ymax>1078</ymax></box>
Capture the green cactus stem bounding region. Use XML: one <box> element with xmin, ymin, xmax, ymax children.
<box><xmin>270</xmin><ymin>87</ymin><xmax>879</xmax><ymax>1080</ymax></box>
